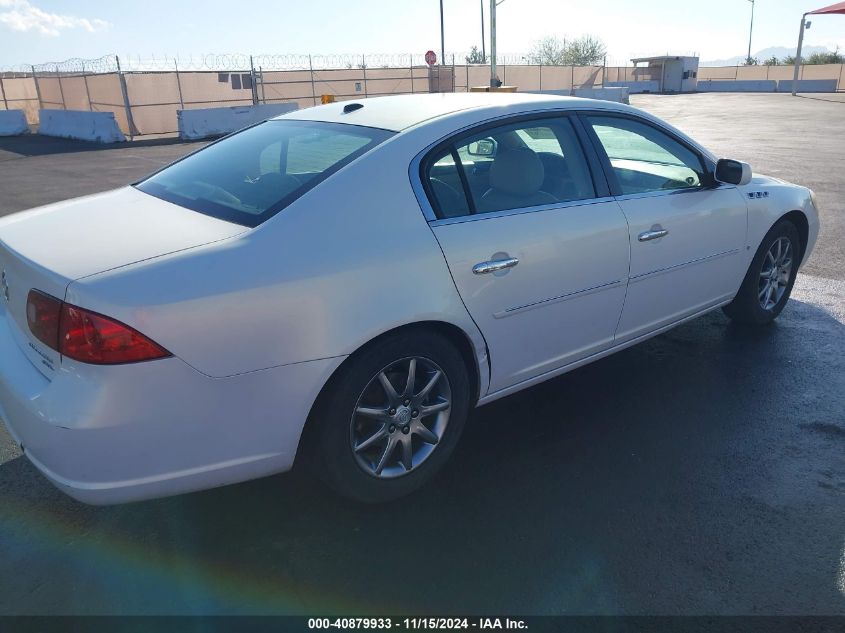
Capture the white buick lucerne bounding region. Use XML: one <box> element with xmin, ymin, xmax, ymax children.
<box><xmin>0</xmin><ymin>93</ymin><xmax>819</xmax><ymax>504</ymax></box>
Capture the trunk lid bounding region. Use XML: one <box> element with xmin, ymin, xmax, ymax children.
<box><xmin>0</xmin><ymin>186</ymin><xmax>246</xmax><ymax>378</ymax></box>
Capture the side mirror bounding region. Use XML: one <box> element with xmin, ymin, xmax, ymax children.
<box><xmin>715</xmin><ymin>158</ymin><xmax>752</xmax><ymax>186</ymax></box>
<box><xmin>467</xmin><ymin>138</ymin><xmax>496</xmax><ymax>157</ymax></box>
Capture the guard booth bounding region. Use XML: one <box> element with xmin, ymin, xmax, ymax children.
<box><xmin>631</xmin><ymin>56</ymin><xmax>699</xmax><ymax>93</ymax></box>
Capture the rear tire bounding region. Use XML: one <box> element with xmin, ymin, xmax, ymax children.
<box><xmin>722</xmin><ymin>219</ymin><xmax>800</xmax><ymax>325</ymax></box>
<box><xmin>307</xmin><ymin>330</ymin><xmax>470</xmax><ymax>503</ymax></box>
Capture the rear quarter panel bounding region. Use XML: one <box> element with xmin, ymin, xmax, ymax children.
<box><xmin>65</xmin><ymin>131</ymin><xmax>489</xmax><ymax>391</ymax></box>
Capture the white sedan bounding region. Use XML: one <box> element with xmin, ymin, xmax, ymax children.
<box><xmin>0</xmin><ymin>93</ymin><xmax>819</xmax><ymax>504</ymax></box>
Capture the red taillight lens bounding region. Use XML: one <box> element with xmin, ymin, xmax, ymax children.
<box><xmin>58</xmin><ymin>304</ymin><xmax>171</xmax><ymax>364</ymax></box>
<box><xmin>26</xmin><ymin>290</ymin><xmax>62</xmax><ymax>350</ymax></box>
<box><xmin>27</xmin><ymin>289</ymin><xmax>170</xmax><ymax>364</ymax></box>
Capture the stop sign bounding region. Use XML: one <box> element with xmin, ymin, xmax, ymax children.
<box><xmin>425</xmin><ymin>50</ymin><xmax>437</xmax><ymax>66</ymax></box>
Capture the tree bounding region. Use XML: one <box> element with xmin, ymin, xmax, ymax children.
<box><xmin>527</xmin><ymin>35</ymin><xmax>607</xmax><ymax>66</ymax></box>
<box><xmin>744</xmin><ymin>56</ymin><xmax>759</xmax><ymax>66</ymax></box>
<box><xmin>782</xmin><ymin>55</ymin><xmax>796</xmax><ymax>65</ymax></box>
<box><xmin>763</xmin><ymin>55</ymin><xmax>780</xmax><ymax>66</ymax></box>
<box><xmin>807</xmin><ymin>47</ymin><xmax>844</xmax><ymax>64</ymax></box>
<box><xmin>465</xmin><ymin>46</ymin><xmax>486</xmax><ymax>64</ymax></box>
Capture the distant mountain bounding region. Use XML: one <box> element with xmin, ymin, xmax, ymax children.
<box><xmin>701</xmin><ymin>45</ymin><xmax>832</xmax><ymax>66</ymax></box>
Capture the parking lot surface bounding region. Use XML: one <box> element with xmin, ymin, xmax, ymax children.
<box><xmin>0</xmin><ymin>93</ymin><xmax>843</xmax><ymax>615</ymax></box>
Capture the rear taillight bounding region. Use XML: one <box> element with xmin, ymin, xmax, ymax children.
<box><xmin>26</xmin><ymin>290</ymin><xmax>170</xmax><ymax>365</ymax></box>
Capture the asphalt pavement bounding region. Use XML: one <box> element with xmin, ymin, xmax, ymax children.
<box><xmin>0</xmin><ymin>93</ymin><xmax>843</xmax><ymax>615</ymax></box>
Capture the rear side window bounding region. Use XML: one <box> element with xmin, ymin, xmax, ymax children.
<box><xmin>136</xmin><ymin>120</ymin><xmax>393</xmax><ymax>227</ymax></box>
<box><xmin>424</xmin><ymin>116</ymin><xmax>596</xmax><ymax>219</ymax></box>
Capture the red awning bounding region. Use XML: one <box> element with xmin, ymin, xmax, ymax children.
<box><xmin>809</xmin><ymin>1</ymin><xmax>845</xmax><ymax>14</ymax></box>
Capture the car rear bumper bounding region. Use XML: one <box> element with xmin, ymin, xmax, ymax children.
<box><xmin>0</xmin><ymin>305</ymin><xmax>343</xmax><ymax>504</ymax></box>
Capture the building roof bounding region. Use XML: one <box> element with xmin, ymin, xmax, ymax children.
<box><xmin>276</xmin><ymin>92</ymin><xmax>605</xmax><ymax>132</ymax></box>
<box><xmin>630</xmin><ymin>55</ymin><xmax>697</xmax><ymax>64</ymax></box>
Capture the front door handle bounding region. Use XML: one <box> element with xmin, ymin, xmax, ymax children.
<box><xmin>472</xmin><ymin>257</ymin><xmax>519</xmax><ymax>275</ymax></box>
<box><xmin>638</xmin><ymin>228</ymin><xmax>669</xmax><ymax>242</ymax></box>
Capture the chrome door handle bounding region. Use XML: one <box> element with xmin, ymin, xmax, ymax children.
<box><xmin>472</xmin><ymin>257</ymin><xmax>519</xmax><ymax>275</ymax></box>
<box><xmin>638</xmin><ymin>229</ymin><xmax>669</xmax><ymax>242</ymax></box>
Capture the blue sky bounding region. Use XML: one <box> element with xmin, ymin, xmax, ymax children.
<box><xmin>0</xmin><ymin>0</ymin><xmax>843</xmax><ymax>67</ymax></box>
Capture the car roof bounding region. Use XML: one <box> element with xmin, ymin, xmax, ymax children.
<box><xmin>275</xmin><ymin>92</ymin><xmax>632</xmax><ymax>132</ymax></box>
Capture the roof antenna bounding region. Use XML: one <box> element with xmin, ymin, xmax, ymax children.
<box><xmin>343</xmin><ymin>103</ymin><xmax>364</xmax><ymax>114</ymax></box>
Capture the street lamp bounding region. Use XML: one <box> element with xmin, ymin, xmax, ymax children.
<box><xmin>480</xmin><ymin>0</ymin><xmax>486</xmax><ymax>63</ymax></box>
<box><xmin>490</xmin><ymin>0</ymin><xmax>505</xmax><ymax>87</ymax></box>
<box><xmin>440</xmin><ymin>0</ymin><xmax>445</xmax><ymax>66</ymax></box>
<box><xmin>746</xmin><ymin>0</ymin><xmax>756</xmax><ymax>64</ymax></box>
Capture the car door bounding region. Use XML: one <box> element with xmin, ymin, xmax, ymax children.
<box><xmin>419</xmin><ymin>114</ymin><xmax>630</xmax><ymax>394</ymax></box>
<box><xmin>582</xmin><ymin>113</ymin><xmax>749</xmax><ymax>343</ymax></box>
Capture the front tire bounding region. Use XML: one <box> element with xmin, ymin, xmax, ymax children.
<box><xmin>308</xmin><ymin>330</ymin><xmax>470</xmax><ymax>503</ymax></box>
<box><xmin>723</xmin><ymin>219</ymin><xmax>800</xmax><ymax>325</ymax></box>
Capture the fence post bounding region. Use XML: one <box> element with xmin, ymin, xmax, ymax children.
<box><xmin>410</xmin><ymin>54</ymin><xmax>415</xmax><ymax>94</ymax></box>
<box><xmin>81</xmin><ymin>62</ymin><xmax>93</xmax><ymax>111</ymax></box>
<box><xmin>362</xmin><ymin>54</ymin><xmax>368</xmax><ymax>97</ymax></box>
<box><xmin>538</xmin><ymin>63</ymin><xmax>542</xmax><ymax>90</ymax></box>
<box><xmin>55</xmin><ymin>64</ymin><xmax>66</xmax><ymax>110</ymax></box>
<box><xmin>248</xmin><ymin>56</ymin><xmax>259</xmax><ymax>105</ymax></box>
<box><xmin>570</xmin><ymin>64</ymin><xmax>574</xmax><ymax>95</ymax></box>
<box><xmin>173</xmin><ymin>60</ymin><xmax>185</xmax><ymax>110</ymax></box>
<box><xmin>115</xmin><ymin>56</ymin><xmax>138</xmax><ymax>140</ymax></box>
<box><xmin>602</xmin><ymin>56</ymin><xmax>607</xmax><ymax>87</ymax></box>
<box><xmin>31</xmin><ymin>65</ymin><xmax>43</xmax><ymax>111</ymax></box>
<box><xmin>451</xmin><ymin>54</ymin><xmax>455</xmax><ymax>92</ymax></box>
<box><xmin>0</xmin><ymin>74</ymin><xmax>7</xmax><ymax>110</ymax></box>
<box><xmin>466</xmin><ymin>62</ymin><xmax>469</xmax><ymax>92</ymax></box>
<box><xmin>309</xmin><ymin>54</ymin><xmax>317</xmax><ymax>105</ymax></box>
<box><xmin>838</xmin><ymin>63</ymin><xmax>844</xmax><ymax>91</ymax></box>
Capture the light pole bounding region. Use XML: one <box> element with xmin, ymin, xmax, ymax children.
<box><xmin>746</xmin><ymin>0</ymin><xmax>755</xmax><ymax>64</ymax></box>
<box><xmin>481</xmin><ymin>0</ymin><xmax>486</xmax><ymax>62</ymax></box>
<box><xmin>439</xmin><ymin>0</ymin><xmax>445</xmax><ymax>66</ymax></box>
<box><xmin>490</xmin><ymin>0</ymin><xmax>496</xmax><ymax>86</ymax></box>
<box><xmin>490</xmin><ymin>0</ymin><xmax>505</xmax><ymax>87</ymax></box>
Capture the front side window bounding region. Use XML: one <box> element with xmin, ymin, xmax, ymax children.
<box><xmin>425</xmin><ymin>116</ymin><xmax>596</xmax><ymax>219</ymax></box>
<box><xmin>586</xmin><ymin>115</ymin><xmax>707</xmax><ymax>195</ymax></box>
<box><xmin>136</xmin><ymin>120</ymin><xmax>392</xmax><ymax>227</ymax></box>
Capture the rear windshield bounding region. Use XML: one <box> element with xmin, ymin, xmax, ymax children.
<box><xmin>136</xmin><ymin>120</ymin><xmax>393</xmax><ymax>227</ymax></box>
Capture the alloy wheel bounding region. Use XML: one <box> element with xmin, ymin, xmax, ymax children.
<box><xmin>350</xmin><ymin>357</ymin><xmax>451</xmax><ymax>478</ymax></box>
<box><xmin>758</xmin><ymin>236</ymin><xmax>793</xmax><ymax>311</ymax></box>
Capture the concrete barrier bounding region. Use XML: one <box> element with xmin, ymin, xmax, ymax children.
<box><xmin>0</xmin><ymin>109</ymin><xmax>29</xmax><ymax>136</ymax></box>
<box><xmin>528</xmin><ymin>87</ymin><xmax>630</xmax><ymax>104</ymax></box>
<box><xmin>606</xmin><ymin>80</ymin><xmax>660</xmax><ymax>94</ymax></box>
<box><xmin>38</xmin><ymin>109</ymin><xmax>126</xmax><ymax>143</ymax></box>
<box><xmin>178</xmin><ymin>103</ymin><xmax>300</xmax><ymax>140</ymax></box>
<box><xmin>777</xmin><ymin>79</ymin><xmax>838</xmax><ymax>93</ymax></box>
<box><xmin>698</xmin><ymin>80</ymin><xmax>777</xmax><ymax>92</ymax></box>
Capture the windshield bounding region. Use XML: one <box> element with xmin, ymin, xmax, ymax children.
<box><xmin>136</xmin><ymin>120</ymin><xmax>393</xmax><ymax>227</ymax></box>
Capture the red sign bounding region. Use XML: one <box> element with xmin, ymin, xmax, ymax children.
<box><xmin>425</xmin><ymin>50</ymin><xmax>437</xmax><ymax>66</ymax></box>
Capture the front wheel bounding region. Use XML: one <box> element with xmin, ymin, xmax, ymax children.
<box><xmin>307</xmin><ymin>330</ymin><xmax>470</xmax><ymax>503</ymax></box>
<box><xmin>723</xmin><ymin>219</ymin><xmax>800</xmax><ymax>325</ymax></box>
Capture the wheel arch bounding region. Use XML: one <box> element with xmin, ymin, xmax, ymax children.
<box><xmin>294</xmin><ymin>320</ymin><xmax>485</xmax><ymax>468</ymax></box>
<box><xmin>778</xmin><ymin>209</ymin><xmax>809</xmax><ymax>263</ymax></box>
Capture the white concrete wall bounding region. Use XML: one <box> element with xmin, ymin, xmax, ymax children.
<box><xmin>38</xmin><ymin>109</ymin><xmax>126</xmax><ymax>143</ymax></box>
<box><xmin>0</xmin><ymin>109</ymin><xmax>29</xmax><ymax>136</ymax></box>
<box><xmin>698</xmin><ymin>80</ymin><xmax>777</xmax><ymax>92</ymax></box>
<box><xmin>528</xmin><ymin>88</ymin><xmax>629</xmax><ymax>104</ymax></box>
<box><xmin>606</xmin><ymin>80</ymin><xmax>660</xmax><ymax>94</ymax></box>
<box><xmin>177</xmin><ymin>103</ymin><xmax>299</xmax><ymax>140</ymax></box>
<box><xmin>777</xmin><ymin>79</ymin><xmax>838</xmax><ymax>93</ymax></box>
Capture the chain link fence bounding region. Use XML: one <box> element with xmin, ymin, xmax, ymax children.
<box><xmin>2</xmin><ymin>53</ymin><xmax>843</xmax><ymax>138</ymax></box>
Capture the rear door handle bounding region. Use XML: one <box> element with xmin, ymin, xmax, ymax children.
<box><xmin>638</xmin><ymin>229</ymin><xmax>669</xmax><ymax>242</ymax></box>
<box><xmin>472</xmin><ymin>257</ymin><xmax>519</xmax><ymax>275</ymax></box>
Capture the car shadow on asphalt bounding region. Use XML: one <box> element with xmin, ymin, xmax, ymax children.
<box><xmin>1</xmin><ymin>299</ymin><xmax>844</xmax><ymax>615</ymax></box>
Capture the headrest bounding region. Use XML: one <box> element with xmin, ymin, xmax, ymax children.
<box><xmin>489</xmin><ymin>149</ymin><xmax>545</xmax><ymax>197</ymax></box>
